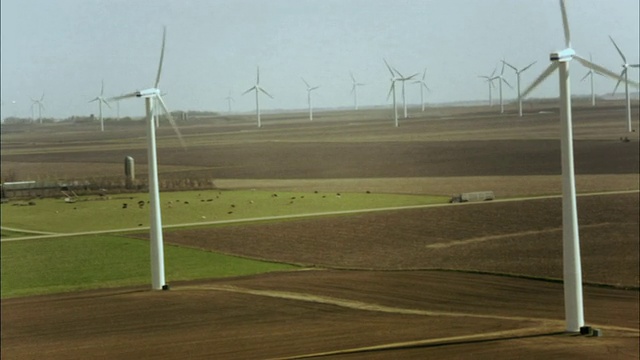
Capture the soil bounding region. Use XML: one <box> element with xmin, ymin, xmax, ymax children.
<box><xmin>1</xmin><ymin>103</ymin><xmax>639</xmax><ymax>359</ymax></box>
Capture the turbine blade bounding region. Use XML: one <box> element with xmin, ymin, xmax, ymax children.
<box><xmin>301</xmin><ymin>77</ymin><xmax>310</xmax><ymax>88</ymax></box>
<box><xmin>256</xmin><ymin>66</ymin><xmax>260</xmax><ymax>85</ymax></box>
<box><xmin>156</xmin><ymin>95</ymin><xmax>186</xmax><ymax>148</ymax></box>
<box><xmin>608</xmin><ymin>35</ymin><xmax>626</xmax><ymax>63</ymax></box>
<box><xmin>520</xmin><ymin>62</ymin><xmax>558</xmax><ymax>100</ymax></box>
<box><xmin>102</xmin><ymin>99</ymin><xmax>112</xmax><ymax>108</ymax></box>
<box><xmin>89</xmin><ymin>97</ymin><xmax>99</xmax><ymax>103</ymax></box>
<box><xmin>108</xmin><ymin>92</ymin><xmax>138</xmax><ymax>101</ymax></box>
<box><xmin>579</xmin><ymin>71</ymin><xmax>591</xmax><ymax>82</ymax></box>
<box><xmin>386</xmin><ymin>83</ymin><xmax>394</xmax><ymax>101</ymax></box>
<box><xmin>521</xmin><ymin>61</ymin><xmax>537</xmax><ymax>73</ymax></box>
<box><xmin>630</xmin><ymin>64</ymin><xmax>640</xmax><ymax>68</ymax></box>
<box><xmin>242</xmin><ymin>86</ymin><xmax>257</xmax><ymax>95</ymax></box>
<box><xmin>40</xmin><ymin>92</ymin><xmax>45</xmax><ymax>101</ymax></box>
<box><xmin>490</xmin><ymin>67</ymin><xmax>497</xmax><ymax>78</ymax></box>
<box><xmin>574</xmin><ymin>54</ymin><xmax>637</xmax><ymax>86</ymax></box>
<box><xmin>560</xmin><ymin>0</ymin><xmax>571</xmax><ymax>48</ymax></box>
<box><xmin>422</xmin><ymin>68</ymin><xmax>427</xmax><ymax>81</ymax></box>
<box><xmin>259</xmin><ymin>87</ymin><xmax>273</xmax><ymax>99</ymax></box>
<box><xmin>383</xmin><ymin>59</ymin><xmax>395</xmax><ymax>77</ymax></box>
<box><xmin>154</xmin><ymin>26</ymin><xmax>167</xmax><ymax>88</ymax></box>
<box><xmin>310</xmin><ymin>86</ymin><xmax>320</xmax><ymax>91</ymax></box>
<box><xmin>100</xmin><ymin>80</ymin><xmax>105</xmax><ymax>96</ymax></box>
<box><xmin>350</xmin><ymin>72</ymin><xmax>356</xmax><ymax>82</ymax></box>
<box><xmin>500</xmin><ymin>61</ymin><xmax>506</xmax><ymax>75</ymax></box>
<box><xmin>502</xmin><ymin>60</ymin><xmax>517</xmax><ymax>72</ymax></box>
<box><xmin>502</xmin><ymin>78</ymin><xmax>513</xmax><ymax>89</ymax></box>
<box><xmin>612</xmin><ymin>76</ymin><xmax>623</xmax><ymax>95</ymax></box>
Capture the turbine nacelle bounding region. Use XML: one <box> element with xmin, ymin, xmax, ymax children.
<box><xmin>550</xmin><ymin>48</ymin><xmax>575</xmax><ymax>62</ymax></box>
<box><xmin>137</xmin><ymin>88</ymin><xmax>161</xmax><ymax>98</ymax></box>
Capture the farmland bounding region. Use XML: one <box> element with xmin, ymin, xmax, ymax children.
<box><xmin>1</xmin><ymin>101</ymin><xmax>639</xmax><ymax>359</ymax></box>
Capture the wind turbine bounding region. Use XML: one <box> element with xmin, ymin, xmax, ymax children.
<box><xmin>89</xmin><ymin>80</ymin><xmax>111</xmax><ymax>131</ymax></box>
<box><xmin>609</xmin><ymin>36</ymin><xmax>640</xmax><ymax>133</ymax></box>
<box><xmin>520</xmin><ymin>0</ymin><xmax>634</xmax><ymax>333</ymax></box>
<box><xmin>392</xmin><ymin>66</ymin><xmax>418</xmax><ymax>118</ymax></box>
<box><xmin>109</xmin><ymin>26</ymin><xmax>185</xmax><ymax>291</ymax></box>
<box><xmin>302</xmin><ymin>78</ymin><xmax>319</xmax><ymax>121</ymax></box>
<box><xmin>350</xmin><ymin>72</ymin><xmax>364</xmax><ymax>110</ymax></box>
<box><xmin>502</xmin><ymin>60</ymin><xmax>536</xmax><ymax>117</ymax></box>
<box><xmin>224</xmin><ymin>90</ymin><xmax>235</xmax><ymax>113</ymax></box>
<box><xmin>478</xmin><ymin>68</ymin><xmax>497</xmax><ymax>106</ymax></box>
<box><xmin>490</xmin><ymin>62</ymin><xmax>513</xmax><ymax>114</ymax></box>
<box><xmin>384</xmin><ymin>59</ymin><xmax>400</xmax><ymax>127</ymax></box>
<box><xmin>242</xmin><ymin>66</ymin><xmax>273</xmax><ymax>128</ymax></box>
<box><xmin>30</xmin><ymin>93</ymin><xmax>45</xmax><ymax>123</ymax></box>
<box><xmin>579</xmin><ymin>54</ymin><xmax>602</xmax><ymax>107</ymax></box>
<box><xmin>413</xmin><ymin>67</ymin><xmax>430</xmax><ymax>112</ymax></box>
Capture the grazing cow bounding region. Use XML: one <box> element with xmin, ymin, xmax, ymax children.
<box><xmin>122</xmin><ymin>203</ymin><xmax>128</xmax><ymax>209</ymax></box>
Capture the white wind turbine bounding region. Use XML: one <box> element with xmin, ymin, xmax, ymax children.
<box><xmin>478</xmin><ymin>68</ymin><xmax>497</xmax><ymax>106</ymax></box>
<box><xmin>109</xmin><ymin>27</ymin><xmax>185</xmax><ymax>291</ymax></box>
<box><xmin>579</xmin><ymin>54</ymin><xmax>602</xmax><ymax>107</ymax></box>
<box><xmin>393</xmin><ymin>66</ymin><xmax>418</xmax><ymax>118</ymax></box>
<box><xmin>350</xmin><ymin>72</ymin><xmax>364</xmax><ymax>110</ymax></box>
<box><xmin>609</xmin><ymin>36</ymin><xmax>640</xmax><ymax>133</ymax></box>
<box><xmin>413</xmin><ymin>67</ymin><xmax>430</xmax><ymax>112</ymax></box>
<box><xmin>89</xmin><ymin>80</ymin><xmax>111</xmax><ymax>131</ymax></box>
<box><xmin>302</xmin><ymin>78</ymin><xmax>319</xmax><ymax>121</ymax></box>
<box><xmin>30</xmin><ymin>93</ymin><xmax>45</xmax><ymax>123</ymax></box>
<box><xmin>224</xmin><ymin>90</ymin><xmax>235</xmax><ymax>113</ymax></box>
<box><xmin>490</xmin><ymin>62</ymin><xmax>513</xmax><ymax>114</ymax></box>
<box><xmin>384</xmin><ymin>59</ymin><xmax>400</xmax><ymax>127</ymax></box>
<box><xmin>243</xmin><ymin>66</ymin><xmax>273</xmax><ymax>128</ymax></box>
<box><xmin>519</xmin><ymin>0</ymin><xmax>634</xmax><ymax>333</ymax></box>
<box><xmin>502</xmin><ymin>60</ymin><xmax>536</xmax><ymax>117</ymax></box>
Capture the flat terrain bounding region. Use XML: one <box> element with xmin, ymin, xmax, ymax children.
<box><xmin>2</xmin><ymin>101</ymin><xmax>639</xmax><ymax>359</ymax></box>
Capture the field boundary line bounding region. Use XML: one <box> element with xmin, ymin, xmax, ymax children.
<box><xmin>0</xmin><ymin>226</ymin><xmax>58</xmax><ymax>235</ymax></box>
<box><xmin>2</xmin><ymin>189</ymin><xmax>637</xmax><ymax>243</ymax></box>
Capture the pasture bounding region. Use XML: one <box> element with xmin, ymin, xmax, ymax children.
<box><xmin>1</xmin><ymin>101</ymin><xmax>639</xmax><ymax>359</ymax></box>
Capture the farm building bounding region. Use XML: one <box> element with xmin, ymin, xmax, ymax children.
<box><xmin>1</xmin><ymin>180</ymin><xmax>91</xmax><ymax>200</ymax></box>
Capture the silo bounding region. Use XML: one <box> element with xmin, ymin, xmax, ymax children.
<box><xmin>124</xmin><ymin>156</ymin><xmax>135</xmax><ymax>188</ymax></box>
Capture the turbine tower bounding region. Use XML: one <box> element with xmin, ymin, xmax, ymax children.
<box><xmin>89</xmin><ymin>80</ymin><xmax>111</xmax><ymax>131</ymax></box>
<box><xmin>224</xmin><ymin>90</ymin><xmax>235</xmax><ymax>113</ymax></box>
<box><xmin>490</xmin><ymin>62</ymin><xmax>512</xmax><ymax>114</ymax></box>
<box><xmin>109</xmin><ymin>27</ymin><xmax>185</xmax><ymax>291</ymax></box>
<box><xmin>413</xmin><ymin>67</ymin><xmax>430</xmax><ymax>112</ymax></box>
<box><xmin>502</xmin><ymin>60</ymin><xmax>536</xmax><ymax>117</ymax></box>
<box><xmin>350</xmin><ymin>72</ymin><xmax>364</xmax><ymax>110</ymax></box>
<box><xmin>242</xmin><ymin>66</ymin><xmax>273</xmax><ymax>128</ymax></box>
<box><xmin>302</xmin><ymin>77</ymin><xmax>319</xmax><ymax>121</ymax></box>
<box><xmin>520</xmin><ymin>0</ymin><xmax>632</xmax><ymax>333</ymax></box>
<box><xmin>579</xmin><ymin>54</ymin><xmax>601</xmax><ymax>107</ymax></box>
<box><xmin>384</xmin><ymin>59</ymin><xmax>400</xmax><ymax>127</ymax></box>
<box><xmin>478</xmin><ymin>68</ymin><xmax>497</xmax><ymax>106</ymax></box>
<box><xmin>30</xmin><ymin>93</ymin><xmax>45</xmax><ymax>123</ymax></box>
<box><xmin>609</xmin><ymin>36</ymin><xmax>640</xmax><ymax>133</ymax></box>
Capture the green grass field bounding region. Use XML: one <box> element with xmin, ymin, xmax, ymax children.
<box><xmin>0</xmin><ymin>190</ymin><xmax>447</xmax><ymax>298</ymax></box>
<box><xmin>1</xmin><ymin>190</ymin><xmax>449</xmax><ymax>234</ymax></box>
<box><xmin>1</xmin><ymin>235</ymin><xmax>299</xmax><ymax>298</ymax></box>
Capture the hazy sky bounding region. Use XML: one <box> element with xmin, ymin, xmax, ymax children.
<box><xmin>1</xmin><ymin>0</ymin><xmax>639</xmax><ymax>119</ymax></box>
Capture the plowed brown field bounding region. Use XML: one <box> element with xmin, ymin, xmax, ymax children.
<box><xmin>2</xmin><ymin>103</ymin><xmax>639</xmax><ymax>359</ymax></box>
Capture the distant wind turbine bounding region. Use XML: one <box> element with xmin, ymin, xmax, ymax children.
<box><xmin>384</xmin><ymin>59</ymin><xmax>400</xmax><ymax>127</ymax></box>
<box><xmin>502</xmin><ymin>60</ymin><xmax>536</xmax><ymax>117</ymax></box>
<box><xmin>30</xmin><ymin>93</ymin><xmax>45</xmax><ymax>123</ymax></box>
<box><xmin>579</xmin><ymin>54</ymin><xmax>602</xmax><ymax>107</ymax></box>
<box><xmin>242</xmin><ymin>66</ymin><xmax>273</xmax><ymax>128</ymax></box>
<box><xmin>490</xmin><ymin>62</ymin><xmax>513</xmax><ymax>114</ymax></box>
<box><xmin>350</xmin><ymin>72</ymin><xmax>364</xmax><ymax>110</ymax></box>
<box><xmin>413</xmin><ymin>68</ymin><xmax>430</xmax><ymax>112</ymax></box>
<box><xmin>109</xmin><ymin>26</ymin><xmax>186</xmax><ymax>291</ymax></box>
<box><xmin>478</xmin><ymin>68</ymin><xmax>497</xmax><ymax>107</ymax></box>
<box><xmin>89</xmin><ymin>80</ymin><xmax>112</xmax><ymax>131</ymax></box>
<box><xmin>609</xmin><ymin>36</ymin><xmax>640</xmax><ymax>133</ymax></box>
<box><xmin>519</xmin><ymin>0</ymin><xmax>634</xmax><ymax>333</ymax></box>
<box><xmin>392</xmin><ymin>66</ymin><xmax>418</xmax><ymax>118</ymax></box>
<box><xmin>224</xmin><ymin>90</ymin><xmax>235</xmax><ymax>113</ymax></box>
<box><xmin>302</xmin><ymin>78</ymin><xmax>319</xmax><ymax>121</ymax></box>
